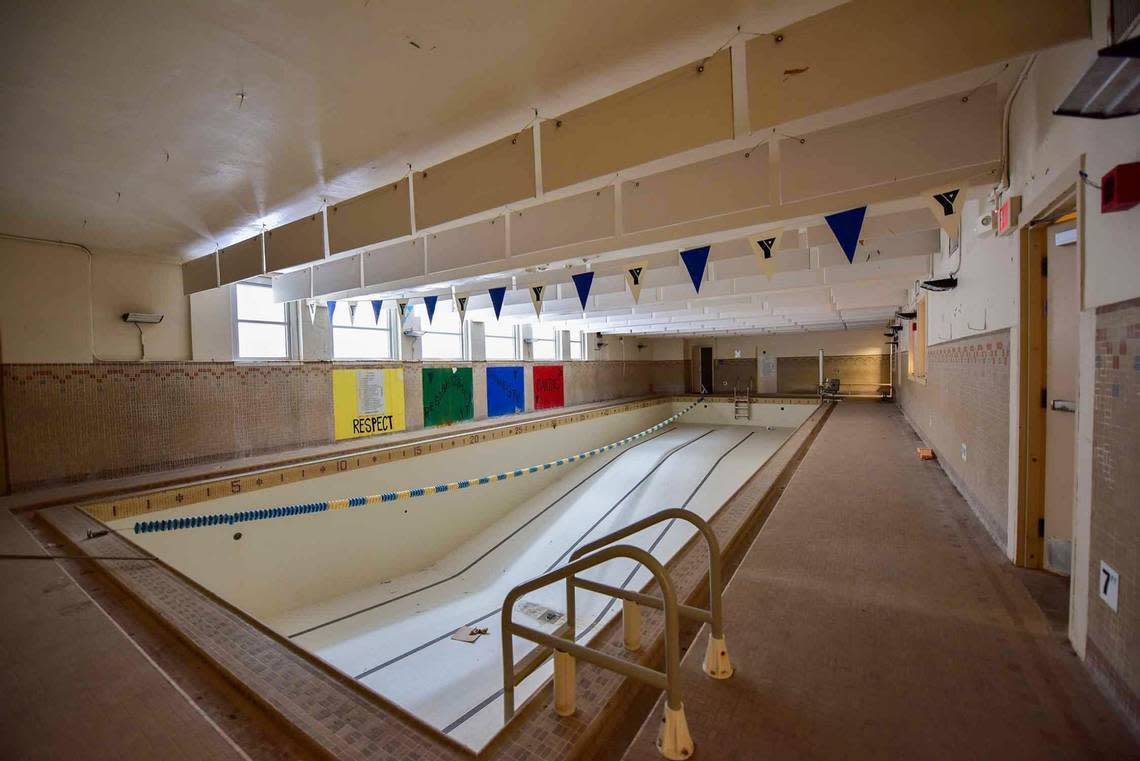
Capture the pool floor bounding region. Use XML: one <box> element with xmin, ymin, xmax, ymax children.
<box><xmin>273</xmin><ymin>422</ymin><xmax>795</xmax><ymax>750</ymax></box>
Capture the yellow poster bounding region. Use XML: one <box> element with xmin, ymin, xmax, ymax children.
<box><xmin>332</xmin><ymin>368</ymin><xmax>407</xmax><ymax>440</ymax></box>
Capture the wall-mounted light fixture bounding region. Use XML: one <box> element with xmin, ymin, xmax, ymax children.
<box><xmin>122</xmin><ymin>312</ymin><xmax>164</xmax><ymax>359</ymax></box>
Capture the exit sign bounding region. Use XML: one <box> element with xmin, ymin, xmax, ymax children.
<box><xmin>997</xmin><ymin>195</ymin><xmax>1021</xmax><ymax>236</ymax></box>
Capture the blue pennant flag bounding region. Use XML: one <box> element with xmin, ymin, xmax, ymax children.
<box><xmin>488</xmin><ymin>286</ymin><xmax>507</xmax><ymax>319</ymax></box>
<box><xmin>370</xmin><ymin>299</ymin><xmax>383</xmax><ymax>324</ymax></box>
<box><xmin>680</xmin><ymin>245</ymin><xmax>710</xmax><ymax>293</ymax></box>
<box><xmin>824</xmin><ymin>206</ymin><xmax>866</xmax><ymax>263</ymax></box>
<box><xmin>327</xmin><ymin>300</ymin><xmax>337</xmax><ymax>322</ymax></box>
<box><xmin>423</xmin><ymin>295</ymin><xmax>438</xmax><ymax>324</ymax></box>
<box><xmin>572</xmin><ymin>271</ymin><xmax>594</xmax><ymax>310</ymax></box>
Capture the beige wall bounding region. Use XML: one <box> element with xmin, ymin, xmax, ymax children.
<box><xmin>895</xmin><ymin>4</ymin><xmax>1140</xmax><ymax>720</ymax></box>
<box><xmin>0</xmin><ymin>238</ymin><xmax>190</xmax><ymax>363</ymax></box>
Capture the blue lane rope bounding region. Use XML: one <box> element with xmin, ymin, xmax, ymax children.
<box><xmin>133</xmin><ymin>400</ymin><xmax>703</xmax><ymax>534</ymax></box>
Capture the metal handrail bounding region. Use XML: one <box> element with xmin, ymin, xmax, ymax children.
<box><xmin>501</xmin><ymin>544</ymin><xmax>681</xmax><ymax>719</ymax></box>
<box><xmin>500</xmin><ymin>509</ymin><xmax>732</xmax><ymax>758</ymax></box>
<box><xmin>568</xmin><ymin>508</ymin><xmax>725</xmax><ymax>643</ymax></box>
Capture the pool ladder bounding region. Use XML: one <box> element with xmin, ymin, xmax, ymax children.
<box><xmin>733</xmin><ymin>382</ymin><xmax>751</xmax><ymax>421</ymax></box>
<box><xmin>500</xmin><ymin>509</ymin><xmax>732</xmax><ymax>760</ymax></box>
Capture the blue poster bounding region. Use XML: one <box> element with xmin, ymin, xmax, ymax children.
<box><xmin>487</xmin><ymin>366</ymin><xmax>525</xmax><ymax>417</ymax></box>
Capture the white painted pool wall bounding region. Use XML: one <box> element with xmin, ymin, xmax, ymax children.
<box><xmin>114</xmin><ymin>403</ymin><xmax>670</xmax><ymax>621</ymax></box>
<box><xmin>676</xmin><ymin>399</ymin><xmax>818</xmax><ymax>428</ymax></box>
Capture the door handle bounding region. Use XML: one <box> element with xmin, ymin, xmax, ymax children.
<box><xmin>1051</xmin><ymin>399</ymin><xmax>1076</xmax><ymax>412</ymax></box>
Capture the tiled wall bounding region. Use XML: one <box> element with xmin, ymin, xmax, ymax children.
<box><xmin>897</xmin><ymin>329</ymin><xmax>1012</xmax><ymax>547</ymax></box>
<box><xmin>778</xmin><ymin>354</ymin><xmax>890</xmax><ymax>395</ymax></box>
<box><xmin>0</xmin><ymin>359</ymin><xmax>685</xmax><ymax>491</ymax></box>
<box><xmin>699</xmin><ymin>355</ymin><xmax>889</xmax><ymax>395</ymax></box>
<box><xmin>1087</xmin><ymin>298</ymin><xmax>1139</xmax><ymax>716</ymax></box>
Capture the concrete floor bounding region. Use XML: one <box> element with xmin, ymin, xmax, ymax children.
<box><xmin>621</xmin><ymin>402</ymin><xmax>1139</xmax><ymax>761</ymax></box>
<box><xmin>0</xmin><ymin>509</ymin><xmax>250</xmax><ymax>761</ymax></box>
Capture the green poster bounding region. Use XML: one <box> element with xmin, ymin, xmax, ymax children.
<box><xmin>421</xmin><ymin>367</ymin><xmax>474</xmax><ymax>427</ymax></box>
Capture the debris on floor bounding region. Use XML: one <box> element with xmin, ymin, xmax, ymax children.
<box><xmin>450</xmin><ymin>626</ymin><xmax>490</xmax><ymax>643</ymax></box>
<box><xmin>917</xmin><ymin>447</ymin><xmax>936</xmax><ymax>460</ymax></box>
<box><xmin>518</xmin><ymin>601</ymin><xmax>565</xmax><ymax>626</ymax></box>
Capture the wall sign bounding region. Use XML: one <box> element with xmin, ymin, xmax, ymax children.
<box><xmin>422</xmin><ymin>367</ymin><xmax>474</xmax><ymax>427</ymax></box>
<box><xmin>487</xmin><ymin>366</ymin><xmax>525</xmax><ymax>417</ymax></box>
<box><xmin>997</xmin><ymin>195</ymin><xmax>1021</xmax><ymax>236</ymax></box>
<box><xmin>332</xmin><ymin>369</ymin><xmax>407</xmax><ymax>440</ymax></box>
<box><xmin>534</xmin><ymin>365</ymin><xmax>565</xmax><ymax>410</ymax></box>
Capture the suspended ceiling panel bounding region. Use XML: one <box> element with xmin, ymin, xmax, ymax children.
<box><xmin>746</xmin><ymin>0</ymin><xmax>1089</xmax><ymax>129</ymax></box>
<box><xmin>541</xmin><ymin>50</ymin><xmax>734</xmax><ymax>191</ymax></box>
<box><xmin>181</xmin><ymin>253</ymin><xmax>218</xmax><ymax>295</ymax></box>
<box><xmin>622</xmin><ymin>148</ymin><xmax>769</xmax><ymax>233</ymax></box>
<box><xmin>816</xmin><ymin>228</ymin><xmax>940</xmax><ymax>268</ymax></box>
<box><xmin>414</xmin><ymin>131</ymin><xmax>534</xmax><ymax>230</ymax></box>
<box><xmin>313</xmin><ymin>254</ymin><xmax>361</xmax><ymax>295</ymax></box>
<box><xmin>780</xmin><ymin>86</ymin><xmax>1000</xmax><ymax>204</ymax></box>
<box><xmin>427</xmin><ymin>217</ymin><xmax>506</xmax><ymax>274</ymax></box>
<box><xmin>363</xmin><ymin>238</ymin><xmax>426</xmax><ymax>288</ymax></box>
<box><xmin>217</xmin><ymin>235</ymin><xmax>264</xmax><ymax>285</ymax></box>
<box><xmin>272</xmin><ymin>268</ymin><xmax>311</xmax><ymax>302</ymax></box>
<box><xmin>510</xmin><ymin>186</ymin><xmax>615</xmax><ymax>255</ymax></box>
<box><xmin>264</xmin><ymin>213</ymin><xmax>325</xmax><ymax>271</ymax></box>
<box><xmin>327</xmin><ymin>180</ymin><xmax>411</xmax><ymax>256</ymax></box>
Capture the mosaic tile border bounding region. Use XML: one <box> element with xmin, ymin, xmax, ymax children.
<box><xmin>82</xmin><ymin>397</ymin><xmax>669</xmax><ymax>523</ymax></box>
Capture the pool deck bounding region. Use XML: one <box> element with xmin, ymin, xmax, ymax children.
<box><xmin>620</xmin><ymin>401</ymin><xmax>1139</xmax><ymax>760</ymax></box>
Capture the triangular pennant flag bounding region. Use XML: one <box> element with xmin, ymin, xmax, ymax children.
<box><xmin>307</xmin><ymin>300</ymin><xmax>318</xmax><ymax>324</ymax></box>
<box><xmin>529</xmin><ymin>285</ymin><xmax>545</xmax><ymax>318</ymax></box>
<box><xmin>680</xmin><ymin>245</ymin><xmax>710</xmax><ymax>293</ymax></box>
<box><xmin>625</xmin><ymin>260</ymin><xmax>648</xmax><ymax>304</ymax></box>
<box><xmin>824</xmin><ymin>206</ymin><xmax>866</xmax><ymax>263</ymax></box>
<box><xmin>454</xmin><ymin>295</ymin><xmax>468</xmax><ymax>323</ymax></box>
<box><xmin>925</xmin><ymin>187</ymin><xmax>964</xmax><ymax>237</ymax></box>
<box><xmin>423</xmin><ymin>295</ymin><xmax>438</xmax><ymax>324</ymax></box>
<box><xmin>327</xmin><ymin>300</ymin><xmax>337</xmax><ymax>322</ymax></box>
<box><xmin>748</xmin><ymin>229</ymin><xmax>784</xmax><ymax>279</ymax></box>
<box><xmin>488</xmin><ymin>286</ymin><xmax>507</xmax><ymax>320</ymax></box>
<box><xmin>370</xmin><ymin>299</ymin><xmax>383</xmax><ymax>324</ymax></box>
<box><xmin>347</xmin><ymin>301</ymin><xmax>358</xmax><ymax>324</ymax></box>
<box><xmin>571</xmin><ymin>271</ymin><xmax>594</xmax><ymax>310</ymax></box>
<box><xmin>397</xmin><ymin>299</ymin><xmax>409</xmax><ymax>323</ymax></box>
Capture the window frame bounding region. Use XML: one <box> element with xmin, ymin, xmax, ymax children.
<box><xmin>233</xmin><ymin>279</ymin><xmax>298</xmax><ymax>361</ymax></box>
<box><xmin>483</xmin><ymin>320</ymin><xmax>520</xmax><ymax>361</ymax></box>
<box><xmin>419</xmin><ymin>306</ymin><xmax>467</xmax><ymax>361</ymax></box>
<box><xmin>331</xmin><ymin>303</ymin><xmax>397</xmax><ymax>361</ymax></box>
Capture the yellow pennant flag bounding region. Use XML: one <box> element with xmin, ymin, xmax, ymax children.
<box><xmin>625</xmin><ymin>260</ymin><xmax>648</xmax><ymax>303</ymax></box>
<box><xmin>924</xmin><ymin>187</ymin><xmax>964</xmax><ymax>237</ymax></box>
<box><xmin>748</xmin><ymin>229</ymin><xmax>784</xmax><ymax>279</ymax></box>
<box><xmin>529</xmin><ymin>284</ymin><xmax>545</xmax><ymax>318</ymax></box>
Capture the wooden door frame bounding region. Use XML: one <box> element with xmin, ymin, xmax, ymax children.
<box><xmin>1015</xmin><ymin>171</ymin><xmax>1081</xmax><ymax>568</ymax></box>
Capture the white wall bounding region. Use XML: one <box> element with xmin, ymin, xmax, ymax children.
<box><xmin>189</xmin><ymin>285</ymin><xmax>235</xmax><ymax>361</ymax></box>
<box><xmin>0</xmin><ymin>238</ymin><xmax>190</xmax><ymax>363</ymax></box>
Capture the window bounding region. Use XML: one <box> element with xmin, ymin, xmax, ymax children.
<box><xmin>568</xmin><ymin>330</ymin><xmax>584</xmax><ymax>360</ymax></box>
<box><xmin>236</xmin><ymin>282</ymin><xmax>292</xmax><ymax>359</ymax></box>
<box><xmin>333</xmin><ymin>303</ymin><xmax>392</xmax><ymax>360</ymax></box>
<box><xmin>531</xmin><ymin>323</ymin><xmax>557</xmax><ymax>360</ymax></box>
<box><xmin>908</xmin><ymin>297</ymin><xmax>927</xmax><ymax>380</ymax></box>
<box><xmin>421</xmin><ymin>306</ymin><xmax>464</xmax><ymax>360</ymax></box>
<box><xmin>484</xmin><ymin>320</ymin><xmax>517</xmax><ymax>360</ymax></box>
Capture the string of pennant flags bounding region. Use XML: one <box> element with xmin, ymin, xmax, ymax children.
<box><xmin>131</xmin><ymin>398</ymin><xmax>703</xmax><ymax>535</ymax></box>
<box><xmin>306</xmin><ymin>185</ymin><xmax>961</xmax><ymax>324</ymax></box>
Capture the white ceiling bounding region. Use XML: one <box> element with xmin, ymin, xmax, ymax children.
<box><xmin>0</xmin><ymin>0</ymin><xmax>842</xmax><ymax>259</ymax></box>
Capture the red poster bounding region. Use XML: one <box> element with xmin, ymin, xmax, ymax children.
<box><xmin>533</xmin><ymin>365</ymin><xmax>564</xmax><ymax>410</ymax></box>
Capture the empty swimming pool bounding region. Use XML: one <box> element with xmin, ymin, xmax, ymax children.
<box><xmin>105</xmin><ymin>398</ymin><xmax>816</xmax><ymax>750</ymax></box>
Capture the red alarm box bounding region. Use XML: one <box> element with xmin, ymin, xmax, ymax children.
<box><xmin>1102</xmin><ymin>162</ymin><xmax>1140</xmax><ymax>213</ymax></box>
